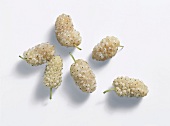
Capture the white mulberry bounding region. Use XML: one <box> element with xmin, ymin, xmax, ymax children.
<box><xmin>55</xmin><ymin>14</ymin><xmax>74</xmax><ymax>33</ymax></box>
<box><xmin>56</xmin><ymin>30</ymin><xmax>81</xmax><ymax>47</ymax></box>
<box><xmin>55</xmin><ymin>14</ymin><xmax>82</xmax><ymax>49</ymax></box>
<box><xmin>70</xmin><ymin>53</ymin><xmax>96</xmax><ymax>93</ymax></box>
<box><xmin>103</xmin><ymin>76</ymin><xmax>148</xmax><ymax>97</ymax></box>
<box><xmin>19</xmin><ymin>42</ymin><xmax>55</xmax><ymax>66</ymax></box>
<box><xmin>44</xmin><ymin>56</ymin><xmax>63</xmax><ymax>99</ymax></box>
<box><xmin>92</xmin><ymin>36</ymin><xmax>123</xmax><ymax>61</ymax></box>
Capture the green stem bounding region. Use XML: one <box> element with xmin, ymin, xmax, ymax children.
<box><xmin>50</xmin><ymin>88</ymin><xmax>52</xmax><ymax>100</ymax></box>
<box><xmin>19</xmin><ymin>55</ymin><xmax>26</xmax><ymax>60</ymax></box>
<box><xmin>119</xmin><ymin>45</ymin><xmax>124</xmax><ymax>48</ymax></box>
<box><xmin>118</xmin><ymin>45</ymin><xmax>124</xmax><ymax>50</ymax></box>
<box><xmin>74</xmin><ymin>45</ymin><xmax>82</xmax><ymax>50</ymax></box>
<box><xmin>69</xmin><ymin>52</ymin><xmax>76</xmax><ymax>63</ymax></box>
<box><xmin>103</xmin><ymin>88</ymin><xmax>115</xmax><ymax>94</ymax></box>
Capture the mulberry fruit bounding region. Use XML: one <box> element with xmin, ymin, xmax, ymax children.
<box><xmin>44</xmin><ymin>56</ymin><xmax>63</xmax><ymax>99</ymax></box>
<box><xmin>56</xmin><ymin>30</ymin><xmax>81</xmax><ymax>48</ymax></box>
<box><xmin>55</xmin><ymin>13</ymin><xmax>74</xmax><ymax>32</ymax></box>
<box><xmin>70</xmin><ymin>53</ymin><xmax>96</xmax><ymax>93</ymax></box>
<box><xmin>19</xmin><ymin>42</ymin><xmax>55</xmax><ymax>66</ymax></box>
<box><xmin>103</xmin><ymin>76</ymin><xmax>148</xmax><ymax>97</ymax></box>
<box><xmin>55</xmin><ymin>14</ymin><xmax>82</xmax><ymax>50</ymax></box>
<box><xmin>92</xmin><ymin>36</ymin><xmax>123</xmax><ymax>61</ymax></box>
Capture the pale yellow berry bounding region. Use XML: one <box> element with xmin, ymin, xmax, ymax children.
<box><xmin>44</xmin><ymin>56</ymin><xmax>63</xmax><ymax>89</ymax></box>
<box><xmin>55</xmin><ymin>14</ymin><xmax>74</xmax><ymax>33</ymax></box>
<box><xmin>56</xmin><ymin>30</ymin><xmax>81</xmax><ymax>47</ymax></box>
<box><xmin>20</xmin><ymin>42</ymin><xmax>55</xmax><ymax>66</ymax></box>
<box><xmin>104</xmin><ymin>76</ymin><xmax>148</xmax><ymax>97</ymax></box>
<box><xmin>92</xmin><ymin>36</ymin><xmax>123</xmax><ymax>61</ymax></box>
<box><xmin>55</xmin><ymin>14</ymin><xmax>82</xmax><ymax>48</ymax></box>
<box><xmin>70</xmin><ymin>54</ymin><xmax>96</xmax><ymax>93</ymax></box>
<box><xmin>44</xmin><ymin>56</ymin><xmax>63</xmax><ymax>99</ymax></box>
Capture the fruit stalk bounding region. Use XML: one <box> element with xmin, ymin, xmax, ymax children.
<box><xmin>69</xmin><ymin>53</ymin><xmax>76</xmax><ymax>62</ymax></box>
<box><xmin>19</xmin><ymin>55</ymin><xmax>26</xmax><ymax>60</ymax></box>
<box><xmin>103</xmin><ymin>88</ymin><xmax>115</xmax><ymax>94</ymax></box>
<box><xmin>74</xmin><ymin>45</ymin><xmax>82</xmax><ymax>50</ymax></box>
<box><xmin>50</xmin><ymin>88</ymin><xmax>52</xmax><ymax>100</ymax></box>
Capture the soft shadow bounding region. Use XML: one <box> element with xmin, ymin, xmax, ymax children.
<box><xmin>48</xmin><ymin>26</ymin><xmax>75</xmax><ymax>57</ymax></box>
<box><xmin>63</xmin><ymin>72</ymin><xmax>90</xmax><ymax>104</ymax></box>
<box><xmin>106</xmin><ymin>90</ymin><xmax>142</xmax><ymax>109</ymax></box>
<box><xmin>15</xmin><ymin>60</ymin><xmax>41</xmax><ymax>76</ymax></box>
<box><xmin>33</xmin><ymin>69</ymin><xmax>56</xmax><ymax>103</ymax></box>
<box><xmin>87</xmin><ymin>54</ymin><xmax>110</xmax><ymax>69</ymax></box>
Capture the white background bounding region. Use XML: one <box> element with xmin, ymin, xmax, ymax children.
<box><xmin>0</xmin><ymin>0</ymin><xmax>170</xmax><ymax>126</ymax></box>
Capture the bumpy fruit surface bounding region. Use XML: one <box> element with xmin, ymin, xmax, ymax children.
<box><xmin>44</xmin><ymin>56</ymin><xmax>63</xmax><ymax>88</ymax></box>
<box><xmin>44</xmin><ymin>56</ymin><xmax>63</xmax><ymax>99</ymax></box>
<box><xmin>55</xmin><ymin>14</ymin><xmax>82</xmax><ymax>48</ymax></box>
<box><xmin>92</xmin><ymin>36</ymin><xmax>123</xmax><ymax>61</ymax></box>
<box><xmin>104</xmin><ymin>76</ymin><xmax>148</xmax><ymax>97</ymax></box>
<box><xmin>70</xmin><ymin>55</ymin><xmax>96</xmax><ymax>93</ymax></box>
<box><xmin>20</xmin><ymin>42</ymin><xmax>55</xmax><ymax>66</ymax></box>
<box><xmin>56</xmin><ymin>29</ymin><xmax>81</xmax><ymax>47</ymax></box>
<box><xmin>55</xmin><ymin>14</ymin><xmax>74</xmax><ymax>33</ymax></box>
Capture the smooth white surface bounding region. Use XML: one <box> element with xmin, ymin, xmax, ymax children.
<box><xmin>0</xmin><ymin>0</ymin><xmax>170</xmax><ymax>126</ymax></box>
